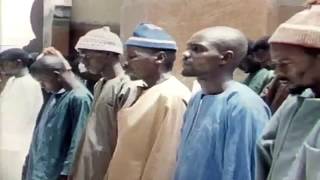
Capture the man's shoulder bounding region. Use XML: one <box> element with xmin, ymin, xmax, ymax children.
<box><xmin>157</xmin><ymin>76</ymin><xmax>191</xmax><ymax>103</ymax></box>
<box><xmin>226</xmin><ymin>82</ymin><xmax>269</xmax><ymax>111</ymax></box>
<box><xmin>69</xmin><ymin>86</ymin><xmax>93</xmax><ymax>101</ymax></box>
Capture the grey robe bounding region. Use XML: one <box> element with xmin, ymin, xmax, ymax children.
<box><xmin>256</xmin><ymin>90</ymin><xmax>320</xmax><ymax>180</ymax></box>
<box><xmin>284</xmin><ymin>120</ymin><xmax>320</xmax><ymax>180</ymax></box>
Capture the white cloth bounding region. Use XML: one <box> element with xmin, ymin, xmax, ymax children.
<box><xmin>0</xmin><ymin>74</ymin><xmax>43</xmax><ymax>180</ymax></box>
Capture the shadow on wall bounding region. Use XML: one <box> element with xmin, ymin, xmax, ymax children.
<box><xmin>23</xmin><ymin>0</ymin><xmax>43</xmax><ymax>53</ymax></box>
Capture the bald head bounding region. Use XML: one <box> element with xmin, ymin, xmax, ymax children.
<box><xmin>30</xmin><ymin>55</ymin><xmax>71</xmax><ymax>74</ymax></box>
<box><xmin>191</xmin><ymin>26</ymin><xmax>248</xmax><ymax>66</ymax></box>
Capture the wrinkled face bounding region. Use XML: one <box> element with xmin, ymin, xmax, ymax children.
<box><xmin>79</xmin><ymin>50</ymin><xmax>109</xmax><ymax>74</ymax></box>
<box><xmin>32</xmin><ymin>72</ymin><xmax>62</xmax><ymax>93</ymax></box>
<box><xmin>125</xmin><ymin>46</ymin><xmax>159</xmax><ymax>81</ymax></box>
<box><xmin>0</xmin><ymin>59</ymin><xmax>21</xmax><ymax>76</ymax></box>
<box><xmin>271</xmin><ymin>43</ymin><xmax>320</xmax><ymax>89</ymax></box>
<box><xmin>181</xmin><ymin>34</ymin><xmax>222</xmax><ymax>79</ymax></box>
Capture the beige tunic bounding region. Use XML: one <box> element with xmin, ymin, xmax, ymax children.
<box><xmin>106</xmin><ymin>76</ymin><xmax>190</xmax><ymax>180</ymax></box>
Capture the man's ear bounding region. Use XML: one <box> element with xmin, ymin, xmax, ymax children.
<box><xmin>16</xmin><ymin>59</ymin><xmax>23</xmax><ymax>66</ymax></box>
<box><xmin>155</xmin><ymin>51</ymin><xmax>167</xmax><ymax>64</ymax></box>
<box><xmin>53</xmin><ymin>70</ymin><xmax>62</xmax><ymax>79</ymax></box>
<box><xmin>220</xmin><ymin>50</ymin><xmax>234</xmax><ymax>65</ymax></box>
<box><xmin>53</xmin><ymin>70</ymin><xmax>61</xmax><ymax>76</ymax></box>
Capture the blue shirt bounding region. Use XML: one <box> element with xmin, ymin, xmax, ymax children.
<box><xmin>175</xmin><ymin>81</ymin><xmax>270</xmax><ymax>180</ymax></box>
<box><xmin>25</xmin><ymin>86</ymin><xmax>93</xmax><ymax>180</ymax></box>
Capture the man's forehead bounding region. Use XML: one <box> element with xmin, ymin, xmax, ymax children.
<box><xmin>126</xmin><ymin>46</ymin><xmax>156</xmax><ymax>55</ymax></box>
<box><xmin>271</xmin><ymin>43</ymin><xmax>304</xmax><ymax>54</ymax></box>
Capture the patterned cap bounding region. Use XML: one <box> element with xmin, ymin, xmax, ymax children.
<box><xmin>269</xmin><ymin>3</ymin><xmax>320</xmax><ymax>49</ymax></box>
<box><xmin>126</xmin><ymin>23</ymin><xmax>177</xmax><ymax>51</ymax></box>
<box><xmin>75</xmin><ymin>26</ymin><xmax>123</xmax><ymax>54</ymax></box>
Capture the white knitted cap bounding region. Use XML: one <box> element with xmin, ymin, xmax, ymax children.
<box><xmin>75</xmin><ymin>26</ymin><xmax>123</xmax><ymax>54</ymax></box>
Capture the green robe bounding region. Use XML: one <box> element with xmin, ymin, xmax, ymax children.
<box><xmin>243</xmin><ymin>68</ymin><xmax>274</xmax><ymax>94</ymax></box>
<box><xmin>24</xmin><ymin>86</ymin><xmax>93</xmax><ymax>180</ymax></box>
<box><xmin>256</xmin><ymin>90</ymin><xmax>320</xmax><ymax>180</ymax></box>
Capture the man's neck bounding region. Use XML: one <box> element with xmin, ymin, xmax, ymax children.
<box><xmin>15</xmin><ymin>67</ymin><xmax>29</xmax><ymax>78</ymax></box>
<box><xmin>101</xmin><ymin>62</ymin><xmax>124</xmax><ymax>80</ymax></box>
<box><xmin>198</xmin><ymin>75</ymin><xmax>232</xmax><ymax>95</ymax></box>
<box><xmin>144</xmin><ymin>72</ymin><xmax>171</xmax><ymax>88</ymax></box>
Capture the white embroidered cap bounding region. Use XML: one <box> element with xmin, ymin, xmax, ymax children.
<box><xmin>75</xmin><ymin>26</ymin><xmax>123</xmax><ymax>54</ymax></box>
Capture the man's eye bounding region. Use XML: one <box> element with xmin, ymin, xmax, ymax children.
<box><xmin>192</xmin><ymin>46</ymin><xmax>200</xmax><ymax>52</ymax></box>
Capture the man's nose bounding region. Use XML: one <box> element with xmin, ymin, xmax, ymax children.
<box><xmin>182</xmin><ymin>51</ymin><xmax>191</xmax><ymax>61</ymax></box>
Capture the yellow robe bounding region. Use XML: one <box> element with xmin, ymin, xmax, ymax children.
<box><xmin>106</xmin><ymin>76</ymin><xmax>190</xmax><ymax>180</ymax></box>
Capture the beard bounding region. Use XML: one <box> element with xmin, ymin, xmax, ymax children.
<box><xmin>288</xmin><ymin>85</ymin><xmax>308</xmax><ymax>95</ymax></box>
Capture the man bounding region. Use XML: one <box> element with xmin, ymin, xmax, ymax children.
<box><xmin>23</xmin><ymin>52</ymin><xmax>93</xmax><ymax>180</ymax></box>
<box><xmin>71</xmin><ymin>26</ymin><xmax>142</xmax><ymax>180</ymax></box>
<box><xmin>106</xmin><ymin>23</ymin><xmax>191</xmax><ymax>180</ymax></box>
<box><xmin>256</xmin><ymin>2</ymin><xmax>320</xmax><ymax>180</ymax></box>
<box><xmin>252</xmin><ymin>36</ymin><xmax>274</xmax><ymax>70</ymax></box>
<box><xmin>174</xmin><ymin>26</ymin><xmax>270</xmax><ymax>180</ymax></box>
<box><xmin>240</xmin><ymin>39</ymin><xmax>274</xmax><ymax>94</ymax></box>
<box><xmin>0</xmin><ymin>48</ymin><xmax>43</xmax><ymax>180</ymax></box>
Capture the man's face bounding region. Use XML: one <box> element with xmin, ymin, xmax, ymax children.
<box><xmin>181</xmin><ymin>34</ymin><xmax>222</xmax><ymax>79</ymax></box>
<box><xmin>32</xmin><ymin>72</ymin><xmax>62</xmax><ymax>93</ymax></box>
<box><xmin>0</xmin><ymin>59</ymin><xmax>21</xmax><ymax>75</ymax></box>
<box><xmin>254</xmin><ymin>49</ymin><xmax>274</xmax><ymax>69</ymax></box>
<box><xmin>239</xmin><ymin>53</ymin><xmax>261</xmax><ymax>73</ymax></box>
<box><xmin>79</xmin><ymin>50</ymin><xmax>109</xmax><ymax>74</ymax></box>
<box><xmin>271</xmin><ymin>43</ymin><xmax>320</xmax><ymax>89</ymax></box>
<box><xmin>125</xmin><ymin>46</ymin><xmax>159</xmax><ymax>81</ymax></box>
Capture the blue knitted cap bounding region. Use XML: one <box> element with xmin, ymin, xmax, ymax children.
<box><xmin>126</xmin><ymin>23</ymin><xmax>177</xmax><ymax>51</ymax></box>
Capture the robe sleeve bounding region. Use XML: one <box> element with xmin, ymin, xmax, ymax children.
<box><xmin>61</xmin><ymin>93</ymin><xmax>92</xmax><ymax>175</ymax></box>
<box><xmin>284</xmin><ymin>121</ymin><xmax>320</xmax><ymax>180</ymax></box>
<box><xmin>223</xmin><ymin>101</ymin><xmax>269</xmax><ymax>180</ymax></box>
<box><xmin>140</xmin><ymin>96</ymin><xmax>187</xmax><ymax>180</ymax></box>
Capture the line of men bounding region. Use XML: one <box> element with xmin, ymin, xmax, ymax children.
<box><xmin>0</xmin><ymin>2</ymin><xmax>319</xmax><ymax>180</ymax></box>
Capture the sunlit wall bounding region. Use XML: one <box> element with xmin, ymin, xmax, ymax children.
<box><xmin>0</xmin><ymin>0</ymin><xmax>35</xmax><ymax>52</ymax></box>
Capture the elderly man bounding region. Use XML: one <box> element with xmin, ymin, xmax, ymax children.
<box><xmin>174</xmin><ymin>26</ymin><xmax>270</xmax><ymax>180</ymax></box>
<box><xmin>256</xmin><ymin>2</ymin><xmax>320</xmax><ymax>180</ymax></box>
<box><xmin>71</xmin><ymin>26</ymin><xmax>142</xmax><ymax>180</ymax></box>
<box><xmin>106</xmin><ymin>23</ymin><xmax>190</xmax><ymax>180</ymax></box>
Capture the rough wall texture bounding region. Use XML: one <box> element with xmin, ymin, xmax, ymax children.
<box><xmin>267</xmin><ymin>0</ymin><xmax>305</xmax><ymax>34</ymax></box>
<box><xmin>70</xmin><ymin>0</ymin><xmax>306</xmax><ymax>87</ymax></box>
<box><xmin>120</xmin><ymin>0</ymin><xmax>272</xmax><ymax>86</ymax></box>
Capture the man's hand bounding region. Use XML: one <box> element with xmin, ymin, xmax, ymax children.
<box><xmin>40</xmin><ymin>47</ymin><xmax>72</xmax><ymax>70</ymax></box>
<box><xmin>42</xmin><ymin>47</ymin><xmax>64</xmax><ymax>59</ymax></box>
